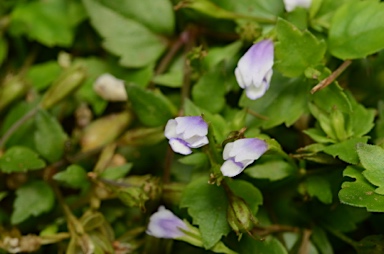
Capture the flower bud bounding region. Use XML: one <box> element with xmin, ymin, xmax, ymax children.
<box><xmin>119</xmin><ymin>127</ymin><xmax>165</xmax><ymax>146</ymax></box>
<box><xmin>40</xmin><ymin>64</ymin><xmax>86</xmax><ymax>109</ymax></box>
<box><xmin>227</xmin><ymin>195</ymin><xmax>256</xmax><ymax>234</ymax></box>
<box><xmin>0</xmin><ymin>75</ymin><xmax>28</xmax><ymax>112</ymax></box>
<box><xmin>81</xmin><ymin>111</ymin><xmax>133</xmax><ymax>151</ymax></box>
<box><xmin>93</xmin><ymin>73</ymin><xmax>128</xmax><ymax>102</ymax></box>
<box><xmin>235</xmin><ymin>40</ymin><xmax>274</xmax><ymax>100</ymax></box>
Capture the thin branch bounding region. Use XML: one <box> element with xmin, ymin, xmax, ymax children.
<box><xmin>311</xmin><ymin>60</ymin><xmax>352</xmax><ymax>94</ymax></box>
<box><xmin>246</xmin><ymin>108</ymin><xmax>269</xmax><ymax>120</ymax></box>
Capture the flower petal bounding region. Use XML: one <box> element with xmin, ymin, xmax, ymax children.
<box><xmin>220</xmin><ymin>159</ymin><xmax>244</xmax><ymax>177</ymax></box>
<box><xmin>230</xmin><ymin>138</ymin><xmax>268</xmax><ymax>162</ymax></box>
<box><xmin>164</xmin><ymin>119</ymin><xmax>178</xmax><ymax>139</ymax></box>
<box><xmin>175</xmin><ymin>116</ymin><xmax>208</xmax><ymax>139</ymax></box>
<box><xmin>283</xmin><ymin>0</ymin><xmax>312</xmax><ymax>12</ymax></box>
<box><xmin>146</xmin><ymin>206</ymin><xmax>187</xmax><ymax>239</ymax></box>
<box><xmin>186</xmin><ymin>135</ymin><xmax>209</xmax><ymax>148</ymax></box>
<box><xmin>223</xmin><ymin>142</ymin><xmax>234</xmax><ymax>160</ymax></box>
<box><xmin>169</xmin><ymin>138</ymin><xmax>192</xmax><ymax>155</ymax></box>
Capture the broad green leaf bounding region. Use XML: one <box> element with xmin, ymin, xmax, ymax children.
<box><xmin>180</xmin><ymin>177</ymin><xmax>230</xmax><ymax>249</ymax></box>
<box><xmin>311</xmin><ymin>227</ymin><xmax>333</xmax><ymax>254</ymax></box>
<box><xmin>355</xmin><ymin>235</ymin><xmax>384</xmax><ymax>254</ymax></box>
<box><xmin>99</xmin><ymin>163</ymin><xmax>133</xmax><ymax>180</ymax></box>
<box><xmin>328</xmin><ymin>1</ymin><xmax>384</xmax><ymax>59</ymax></box>
<box><xmin>192</xmin><ymin>70</ymin><xmax>226</xmax><ymax>114</ymax></box>
<box><xmin>82</xmin><ymin>0</ymin><xmax>167</xmax><ymax>68</ymax></box>
<box><xmin>239</xmin><ymin>73</ymin><xmax>308</xmax><ymax>129</ymax></box>
<box><xmin>323</xmin><ymin>137</ymin><xmax>369</xmax><ymax>164</ymax></box>
<box><xmin>227</xmin><ymin>180</ymin><xmax>263</xmax><ymax>215</ymax></box>
<box><xmin>304</xmin><ymin>176</ymin><xmax>332</xmax><ymax>204</ymax></box>
<box><xmin>26</xmin><ymin>61</ymin><xmax>62</xmax><ymax>91</ymax></box>
<box><xmin>339</xmin><ymin>166</ymin><xmax>384</xmax><ymax>212</ymax></box>
<box><xmin>346</xmin><ymin>93</ymin><xmax>375</xmax><ymax>138</ymax></box>
<box><xmin>239</xmin><ymin>235</ymin><xmax>287</xmax><ymax>254</ymax></box>
<box><xmin>203</xmin><ymin>41</ymin><xmax>242</xmax><ymax>69</ymax></box>
<box><xmin>275</xmin><ymin>19</ymin><xmax>326</xmax><ymax>77</ymax></box>
<box><xmin>178</xmin><ymin>153</ymin><xmax>209</xmax><ymax>169</ymax></box>
<box><xmin>126</xmin><ymin>84</ymin><xmax>175</xmax><ymax>127</ymax></box>
<box><xmin>356</xmin><ymin>144</ymin><xmax>384</xmax><ymax>195</ymax></box>
<box><xmin>152</xmin><ymin>72</ymin><xmax>183</xmax><ymax>88</ymax></box>
<box><xmin>11</xmin><ymin>181</ymin><xmax>55</xmax><ymax>224</ymax></box>
<box><xmin>97</xmin><ymin>0</ymin><xmax>174</xmax><ymax>35</ymax></box>
<box><xmin>245</xmin><ymin>159</ymin><xmax>296</xmax><ymax>181</ymax></box>
<box><xmin>10</xmin><ymin>0</ymin><xmax>78</xmax><ymax>47</ymax></box>
<box><xmin>0</xmin><ymin>146</ymin><xmax>45</xmax><ymax>173</ymax></box>
<box><xmin>53</xmin><ymin>164</ymin><xmax>89</xmax><ymax>188</ymax></box>
<box><xmin>34</xmin><ymin>109</ymin><xmax>68</xmax><ymax>163</ymax></box>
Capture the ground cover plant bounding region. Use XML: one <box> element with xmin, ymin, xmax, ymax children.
<box><xmin>1</xmin><ymin>0</ymin><xmax>384</xmax><ymax>253</ymax></box>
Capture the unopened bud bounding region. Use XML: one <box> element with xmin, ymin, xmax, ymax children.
<box><xmin>227</xmin><ymin>195</ymin><xmax>255</xmax><ymax>235</ymax></box>
<box><xmin>93</xmin><ymin>73</ymin><xmax>127</xmax><ymax>102</ymax></box>
<box><xmin>119</xmin><ymin>127</ymin><xmax>164</xmax><ymax>146</ymax></box>
<box><xmin>81</xmin><ymin>111</ymin><xmax>133</xmax><ymax>151</ymax></box>
<box><xmin>0</xmin><ymin>75</ymin><xmax>28</xmax><ymax>112</ymax></box>
<box><xmin>40</xmin><ymin>64</ymin><xmax>86</xmax><ymax>109</ymax></box>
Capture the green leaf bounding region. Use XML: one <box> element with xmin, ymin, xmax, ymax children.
<box><xmin>328</xmin><ymin>1</ymin><xmax>384</xmax><ymax>60</ymax></box>
<box><xmin>178</xmin><ymin>153</ymin><xmax>209</xmax><ymax>169</ymax></box>
<box><xmin>311</xmin><ymin>227</ymin><xmax>333</xmax><ymax>254</ymax></box>
<box><xmin>356</xmin><ymin>235</ymin><xmax>384</xmax><ymax>254</ymax></box>
<box><xmin>99</xmin><ymin>163</ymin><xmax>133</xmax><ymax>180</ymax></box>
<box><xmin>152</xmin><ymin>71</ymin><xmax>183</xmax><ymax>88</ymax></box>
<box><xmin>275</xmin><ymin>18</ymin><xmax>326</xmax><ymax>77</ymax></box>
<box><xmin>82</xmin><ymin>0</ymin><xmax>167</xmax><ymax>68</ymax></box>
<box><xmin>34</xmin><ymin>109</ymin><xmax>68</xmax><ymax>163</ymax></box>
<box><xmin>323</xmin><ymin>137</ymin><xmax>369</xmax><ymax>164</ymax></box>
<box><xmin>239</xmin><ymin>73</ymin><xmax>308</xmax><ymax>129</ymax></box>
<box><xmin>227</xmin><ymin>180</ymin><xmax>263</xmax><ymax>215</ymax></box>
<box><xmin>203</xmin><ymin>41</ymin><xmax>242</xmax><ymax>69</ymax></box>
<box><xmin>310</xmin><ymin>82</ymin><xmax>352</xmax><ymax>113</ymax></box>
<box><xmin>53</xmin><ymin>165</ymin><xmax>89</xmax><ymax>189</ymax></box>
<box><xmin>180</xmin><ymin>177</ymin><xmax>230</xmax><ymax>249</ymax></box>
<box><xmin>346</xmin><ymin>93</ymin><xmax>375</xmax><ymax>138</ymax></box>
<box><xmin>0</xmin><ymin>146</ymin><xmax>46</xmax><ymax>173</ymax></box>
<box><xmin>339</xmin><ymin>166</ymin><xmax>384</xmax><ymax>212</ymax></box>
<box><xmin>26</xmin><ymin>61</ymin><xmax>62</xmax><ymax>91</ymax></box>
<box><xmin>96</xmin><ymin>0</ymin><xmax>174</xmax><ymax>35</ymax></box>
<box><xmin>239</xmin><ymin>235</ymin><xmax>287</xmax><ymax>254</ymax></box>
<box><xmin>126</xmin><ymin>84</ymin><xmax>175</xmax><ymax>127</ymax></box>
<box><xmin>304</xmin><ymin>176</ymin><xmax>332</xmax><ymax>204</ymax></box>
<box><xmin>356</xmin><ymin>143</ymin><xmax>384</xmax><ymax>195</ymax></box>
<box><xmin>245</xmin><ymin>158</ymin><xmax>296</xmax><ymax>181</ymax></box>
<box><xmin>192</xmin><ymin>70</ymin><xmax>226</xmax><ymax>114</ymax></box>
<box><xmin>10</xmin><ymin>0</ymin><xmax>78</xmax><ymax>47</ymax></box>
<box><xmin>11</xmin><ymin>181</ymin><xmax>55</xmax><ymax>224</ymax></box>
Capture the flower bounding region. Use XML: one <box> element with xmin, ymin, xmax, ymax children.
<box><xmin>220</xmin><ymin>138</ymin><xmax>267</xmax><ymax>177</ymax></box>
<box><xmin>164</xmin><ymin>116</ymin><xmax>209</xmax><ymax>155</ymax></box>
<box><xmin>283</xmin><ymin>0</ymin><xmax>312</xmax><ymax>12</ymax></box>
<box><xmin>93</xmin><ymin>73</ymin><xmax>128</xmax><ymax>101</ymax></box>
<box><xmin>146</xmin><ymin>206</ymin><xmax>188</xmax><ymax>239</ymax></box>
<box><xmin>235</xmin><ymin>40</ymin><xmax>274</xmax><ymax>100</ymax></box>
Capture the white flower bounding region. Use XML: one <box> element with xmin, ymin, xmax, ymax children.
<box><xmin>221</xmin><ymin>138</ymin><xmax>268</xmax><ymax>177</ymax></box>
<box><xmin>164</xmin><ymin>116</ymin><xmax>209</xmax><ymax>155</ymax></box>
<box><xmin>146</xmin><ymin>206</ymin><xmax>188</xmax><ymax>239</ymax></box>
<box><xmin>235</xmin><ymin>40</ymin><xmax>274</xmax><ymax>100</ymax></box>
<box><xmin>283</xmin><ymin>0</ymin><xmax>312</xmax><ymax>12</ymax></box>
<box><xmin>93</xmin><ymin>73</ymin><xmax>127</xmax><ymax>101</ymax></box>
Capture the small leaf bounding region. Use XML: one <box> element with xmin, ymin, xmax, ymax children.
<box><xmin>245</xmin><ymin>159</ymin><xmax>296</xmax><ymax>181</ymax></box>
<box><xmin>356</xmin><ymin>235</ymin><xmax>384</xmax><ymax>254</ymax></box>
<box><xmin>0</xmin><ymin>146</ymin><xmax>46</xmax><ymax>173</ymax></box>
<box><xmin>339</xmin><ymin>166</ymin><xmax>384</xmax><ymax>212</ymax></box>
<box><xmin>275</xmin><ymin>18</ymin><xmax>326</xmax><ymax>77</ymax></box>
<box><xmin>311</xmin><ymin>227</ymin><xmax>334</xmax><ymax>254</ymax></box>
<box><xmin>99</xmin><ymin>163</ymin><xmax>133</xmax><ymax>180</ymax></box>
<box><xmin>53</xmin><ymin>165</ymin><xmax>89</xmax><ymax>189</ymax></box>
<box><xmin>34</xmin><ymin>109</ymin><xmax>68</xmax><ymax>163</ymax></box>
<box><xmin>26</xmin><ymin>61</ymin><xmax>62</xmax><ymax>91</ymax></box>
<box><xmin>11</xmin><ymin>181</ymin><xmax>55</xmax><ymax>224</ymax></box>
<box><xmin>126</xmin><ymin>84</ymin><xmax>175</xmax><ymax>127</ymax></box>
<box><xmin>328</xmin><ymin>1</ymin><xmax>384</xmax><ymax>59</ymax></box>
<box><xmin>305</xmin><ymin>176</ymin><xmax>332</xmax><ymax>204</ymax></box>
<box><xmin>239</xmin><ymin>235</ymin><xmax>288</xmax><ymax>254</ymax></box>
<box><xmin>323</xmin><ymin>137</ymin><xmax>369</xmax><ymax>164</ymax></box>
<box><xmin>180</xmin><ymin>177</ymin><xmax>230</xmax><ymax>249</ymax></box>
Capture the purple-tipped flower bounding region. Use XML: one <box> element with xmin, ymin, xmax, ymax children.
<box><xmin>164</xmin><ymin>116</ymin><xmax>209</xmax><ymax>155</ymax></box>
<box><xmin>146</xmin><ymin>206</ymin><xmax>188</xmax><ymax>239</ymax></box>
<box><xmin>235</xmin><ymin>40</ymin><xmax>274</xmax><ymax>100</ymax></box>
<box><xmin>221</xmin><ymin>138</ymin><xmax>267</xmax><ymax>177</ymax></box>
<box><xmin>283</xmin><ymin>0</ymin><xmax>312</xmax><ymax>12</ymax></box>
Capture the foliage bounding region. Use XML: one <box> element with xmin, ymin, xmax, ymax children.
<box><xmin>1</xmin><ymin>0</ymin><xmax>384</xmax><ymax>253</ymax></box>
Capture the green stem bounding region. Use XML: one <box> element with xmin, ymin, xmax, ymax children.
<box><xmin>323</xmin><ymin>225</ymin><xmax>358</xmax><ymax>248</ymax></box>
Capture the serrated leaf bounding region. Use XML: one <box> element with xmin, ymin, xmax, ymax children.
<box><xmin>99</xmin><ymin>163</ymin><xmax>132</xmax><ymax>180</ymax></box>
<box><xmin>328</xmin><ymin>1</ymin><xmax>384</xmax><ymax>60</ymax></box>
<box><xmin>126</xmin><ymin>84</ymin><xmax>175</xmax><ymax>127</ymax></box>
<box><xmin>82</xmin><ymin>0</ymin><xmax>167</xmax><ymax>67</ymax></box>
<box><xmin>323</xmin><ymin>137</ymin><xmax>369</xmax><ymax>164</ymax></box>
<box><xmin>0</xmin><ymin>146</ymin><xmax>46</xmax><ymax>173</ymax></box>
<box><xmin>34</xmin><ymin>109</ymin><xmax>68</xmax><ymax>163</ymax></box>
<box><xmin>275</xmin><ymin>18</ymin><xmax>326</xmax><ymax>77</ymax></box>
<box><xmin>180</xmin><ymin>177</ymin><xmax>230</xmax><ymax>249</ymax></box>
<box><xmin>305</xmin><ymin>176</ymin><xmax>332</xmax><ymax>204</ymax></box>
<box><xmin>11</xmin><ymin>181</ymin><xmax>55</xmax><ymax>224</ymax></box>
<box><xmin>239</xmin><ymin>73</ymin><xmax>308</xmax><ymax>129</ymax></box>
<box><xmin>245</xmin><ymin>159</ymin><xmax>296</xmax><ymax>181</ymax></box>
<box><xmin>356</xmin><ymin>144</ymin><xmax>384</xmax><ymax>195</ymax></box>
<box><xmin>53</xmin><ymin>165</ymin><xmax>89</xmax><ymax>189</ymax></box>
<box><xmin>339</xmin><ymin>166</ymin><xmax>384</xmax><ymax>212</ymax></box>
